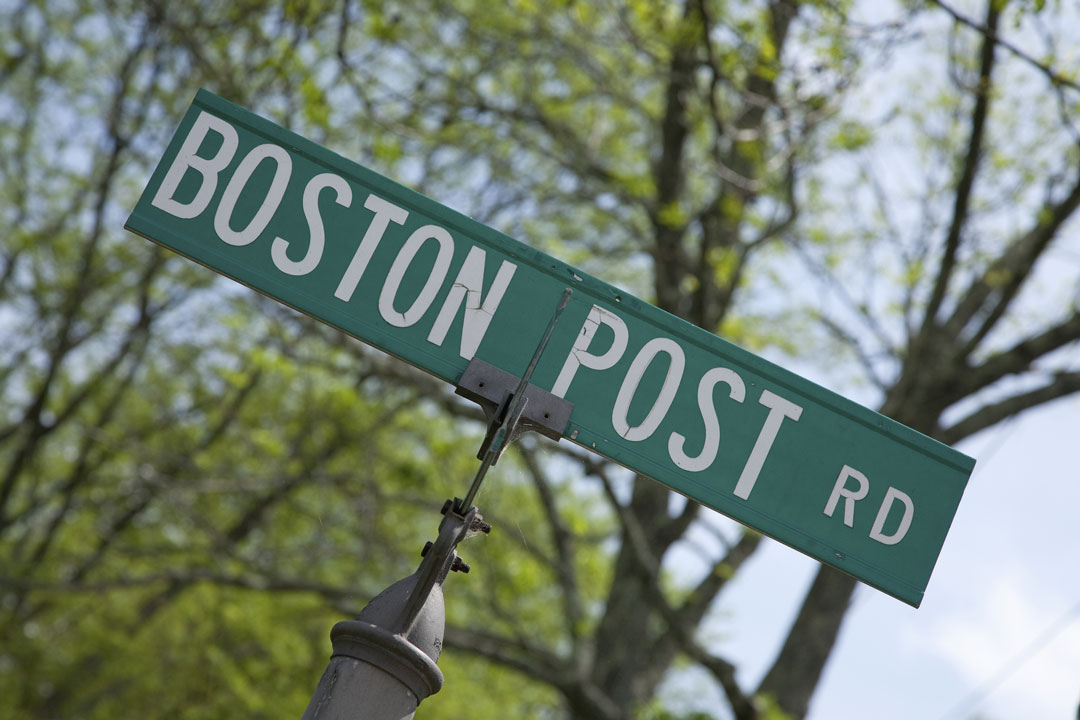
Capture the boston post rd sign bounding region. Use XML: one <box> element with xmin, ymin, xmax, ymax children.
<box><xmin>126</xmin><ymin>90</ymin><xmax>975</xmax><ymax>607</ymax></box>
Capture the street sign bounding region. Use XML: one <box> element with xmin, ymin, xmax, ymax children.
<box><xmin>126</xmin><ymin>89</ymin><xmax>975</xmax><ymax>607</ymax></box>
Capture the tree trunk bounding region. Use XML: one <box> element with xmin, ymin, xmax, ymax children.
<box><xmin>756</xmin><ymin>567</ymin><xmax>858</xmax><ymax>717</ymax></box>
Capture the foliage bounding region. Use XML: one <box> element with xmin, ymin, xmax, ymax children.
<box><xmin>2</xmin><ymin>1</ymin><xmax>1079</xmax><ymax>719</ymax></box>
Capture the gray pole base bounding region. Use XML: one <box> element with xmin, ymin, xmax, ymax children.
<box><xmin>301</xmin><ymin>502</ymin><xmax>485</xmax><ymax>720</ymax></box>
<box><xmin>301</xmin><ymin>573</ymin><xmax>446</xmax><ymax>720</ymax></box>
<box><xmin>302</xmin><ymin>655</ymin><xmax>428</xmax><ymax>720</ymax></box>
<box><xmin>301</xmin><ymin>617</ymin><xmax>444</xmax><ymax>720</ymax></box>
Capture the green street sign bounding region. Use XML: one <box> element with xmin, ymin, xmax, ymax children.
<box><xmin>126</xmin><ymin>89</ymin><xmax>974</xmax><ymax>607</ymax></box>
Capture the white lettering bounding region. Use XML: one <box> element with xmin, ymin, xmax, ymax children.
<box><xmin>378</xmin><ymin>224</ymin><xmax>455</xmax><ymax>327</ymax></box>
<box><xmin>334</xmin><ymin>195</ymin><xmax>409</xmax><ymax>302</ymax></box>
<box><xmin>870</xmin><ymin>487</ymin><xmax>914</xmax><ymax>545</ymax></box>
<box><xmin>271</xmin><ymin>173</ymin><xmax>352</xmax><ymax>276</ymax></box>
<box><xmin>426</xmin><ymin>246</ymin><xmax>517</xmax><ymax>359</ymax></box>
<box><xmin>823</xmin><ymin>465</ymin><xmax>870</xmax><ymax>527</ymax></box>
<box><xmin>151</xmin><ymin>111</ymin><xmax>238</xmax><ymax>219</ymax></box>
<box><xmin>612</xmin><ymin>338</ymin><xmax>685</xmax><ymax>442</ymax></box>
<box><xmin>668</xmin><ymin>367</ymin><xmax>746</xmax><ymax>471</ymax></box>
<box><xmin>214</xmin><ymin>143</ymin><xmax>292</xmax><ymax>246</ymax></box>
<box><xmin>733</xmin><ymin>390</ymin><xmax>803</xmax><ymax>499</ymax></box>
<box><xmin>551</xmin><ymin>305</ymin><xmax>628</xmax><ymax>398</ymax></box>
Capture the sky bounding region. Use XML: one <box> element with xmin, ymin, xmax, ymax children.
<box><xmin>807</xmin><ymin>396</ymin><xmax>1080</xmax><ymax>720</ymax></box>
<box><xmin>648</xmin><ymin>392</ymin><xmax>1080</xmax><ymax>719</ymax></box>
<box><xmin>674</xmin><ymin>395</ymin><xmax>1080</xmax><ymax>720</ymax></box>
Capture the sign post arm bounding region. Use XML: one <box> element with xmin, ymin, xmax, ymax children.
<box><xmin>456</xmin><ymin>288</ymin><xmax>572</xmax><ymax>513</ymax></box>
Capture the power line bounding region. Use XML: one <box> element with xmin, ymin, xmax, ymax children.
<box><xmin>937</xmin><ymin>595</ymin><xmax>1080</xmax><ymax>720</ymax></box>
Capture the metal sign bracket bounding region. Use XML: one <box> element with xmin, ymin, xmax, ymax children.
<box><xmin>454</xmin><ymin>357</ymin><xmax>573</xmax><ymax>461</ymax></box>
<box><xmin>453</xmin><ymin>288</ymin><xmax>573</xmax><ymax>513</ymax></box>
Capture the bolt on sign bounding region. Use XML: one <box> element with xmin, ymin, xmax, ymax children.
<box><xmin>127</xmin><ymin>90</ymin><xmax>975</xmax><ymax>607</ymax></box>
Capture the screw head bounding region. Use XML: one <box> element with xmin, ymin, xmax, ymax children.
<box><xmin>421</xmin><ymin>541</ymin><xmax>433</xmax><ymax>557</ymax></box>
<box><xmin>440</xmin><ymin>499</ymin><xmax>453</xmax><ymax>515</ymax></box>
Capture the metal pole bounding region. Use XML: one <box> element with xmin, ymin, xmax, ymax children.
<box><xmin>301</xmin><ymin>502</ymin><xmax>486</xmax><ymax>720</ymax></box>
<box><xmin>303</xmin><ymin>287</ymin><xmax>571</xmax><ymax>718</ymax></box>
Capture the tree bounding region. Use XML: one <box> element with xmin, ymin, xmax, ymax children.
<box><xmin>1</xmin><ymin>1</ymin><xmax>1078</xmax><ymax>718</ymax></box>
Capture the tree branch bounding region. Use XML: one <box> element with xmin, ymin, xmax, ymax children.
<box><xmin>20</xmin><ymin>322</ymin><xmax>153</xmax><ymax>569</ymax></box>
<box><xmin>817</xmin><ymin>313</ymin><xmax>889</xmax><ymax>390</ymax></box>
<box><xmin>519</xmin><ymin>444</ymin><xmax>586</xmax><ymax>649</ymax></box>
<box><xmin>928</xmin><ymin>0</ymin><xmax>1080</xmax><ymax>93</ymax></box>
<box><xmin>672</xmin><ymin>531</ymin><xmax>762</xmax><ymax>631</ymax></box>
<box><xmin>1</xmin><ymin>569</ymin><xmax>364</xmax><ymax>602</ymax></box>
<box><xmin>939</xmin><ymin>370</ymin><xmax>1080</xmax><ymax>445</ymax></box>
<box><xmin>945</xmin><ymin>169</ymin><xmax>1080</xmax><ymax>346</ymax></box>
<box><xmin>598</xmin><ymin>471</ymin><xmax>760</xmax><ymax>718</ymax></box>
<box><xmin>756</xmin><ymin>566</ymin><xmax>858</xmax><ymax>719</ymax></box>
<box><xmin>62</xmin><ymin>368</ymin><xmax>265</xmax><ymax>592</ymax></box>
<box><xmin>442</xmin><ymin>624</ymin><xmax>571</xmax><ymax>699</ymax></box>
<box><xmin>135</xmin><ymin>413</ymin><xmax>357</xmax><ymax>623</ymax></box>
<box><xmin>650</xmin><ymin>0</ymin><xmax>700</xmax><ymax>318</ymax></box>
<box><xmin>949</xmin><ymin>310</ymin><xmax>1080</xmax><ymax>401</ymax></box>
<box><xmin>684</xmin><ymin>644</ymin><xmax>762</xmax><ymax>720</ymax></box>
<box><xmin>923</xmin><ymin>1</ymin><xmax>1000</xmax><ymax>328</ymax></box>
